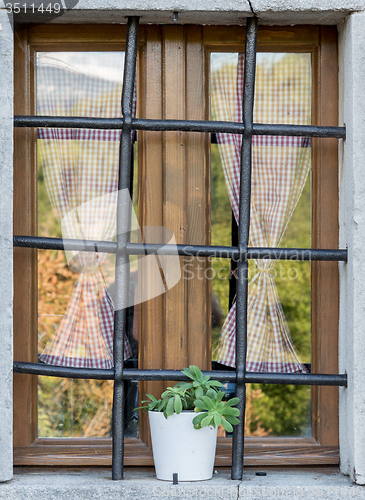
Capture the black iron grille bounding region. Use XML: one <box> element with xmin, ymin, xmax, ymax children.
<box><xmin>13</xmin><ymin>16</ymin><xmax>347</xmax><ymax>480</ymax></box>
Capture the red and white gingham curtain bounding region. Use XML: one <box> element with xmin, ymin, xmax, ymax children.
<box><xmin>37</xmin><ymin>60</ymin><xmax>133</xmax><ymax>368</ymax></box>
<box><xmin>212</xmin><ymin>53</ymin><xmax>311</xmax><ymax>373</ymax></box>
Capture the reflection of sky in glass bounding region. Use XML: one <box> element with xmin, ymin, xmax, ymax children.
<box><xmin>211</xmin><ymin>52</ymin><xmax>287</xmax><ymax>72</ymax></box>
<box><xmin>210</xmin><ymin>52</ymin><xmax>238</xmax><ymax>72</ymax></box>
<box><xmin>37</xmin><ymin>52</ymin><xmax>125</xmax><ymax>82</ymax></box>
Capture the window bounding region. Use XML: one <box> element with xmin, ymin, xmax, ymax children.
<box><xmin>13</xmin><ymin>20</ymin><xmax>345</xmax><ymax>476</ymax></box>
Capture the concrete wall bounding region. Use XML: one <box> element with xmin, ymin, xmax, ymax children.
<box><xmin>2</xmin><ymin>0</ymin><xmax>365</xmax><ymax>490</ymax></box>
<box><xmin>20</xmin><ymin>0</ymin><xmax>365</xmax><ymax>24</ymax></box>
<box><xmin>0</xmin><ymin>7</ymin><xmax>13</xmax><ymax>484</ymax></box>
<box><xmin>250</xmin><ymin>0</ymin><xmax>365</xmax><ymax>24</ymax></box>
<box><xmin>338</xmin><ymin>11</ymin><xmax>365</xmax><ymax>485</ymax></box>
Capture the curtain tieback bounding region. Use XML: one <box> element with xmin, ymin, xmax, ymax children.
<box><xmin>67</xmin><ymin>253</ymin><xmax>104</xmax><ymax>274</ymax></box>
<box><xmin>255</xmin><ymin>267</ymin><xmax>275</xmax><ymax>279</ymax></box>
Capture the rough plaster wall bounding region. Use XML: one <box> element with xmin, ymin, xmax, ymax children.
<box><xmin>21</xmin><ymin>0</ymin><xmax>363</xmax><ymax>25</ymax></box>
<box><xmin>0</xmin><ymin>8</ymin><xmax>13</xmax><ymax>484</ymax></box>
<box><xmin>338</xmin><ymin>12</ymin><xmax>365</xmax><ymax>485</ymax></box>
<box><xmin>250</xmin><ymin>0</ymin><xmax>365</xmax><ymax>24</ymax></box>
<box><xmin>55</xmin><ymin>0</ymin><xmax>253</xmax><ymax>24</ymax></box>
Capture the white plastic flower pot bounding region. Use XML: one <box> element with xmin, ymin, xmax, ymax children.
<box><xmin>148</xmin><ymin>410</ymin><xmax>218</xmax><ymax>482</ymax></box>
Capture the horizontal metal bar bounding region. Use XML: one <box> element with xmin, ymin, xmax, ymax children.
<box><xmin>245</xmin><ymin>372</ymin><xmax>347</xmax><ymax>386</ymax></box>
<box><xmin>123</xmin><ymin>370</ymin><xmax>347</xmax><ymax>386</ymax></box>
<box><xmin>14</xmin><ymin>115</ymin><xmax>125</xmax><ymax>130</ymax></box>
<box><xmin>135</xmin><ymin>118</ymin><xmax>243</xmax><ymax>133</ymax></box>
<box><xmin>250</xmin><ymin>248</ymin><xmax>347</xmax><ymax>262</ymax></box>
<box><xmin>13</xmin><ymin>362</ymin><xmax>347</xmax><ymax>386</ymax></box>
<box><xmin>14</xmin><ymin>115</ymin><xmax>346</xmax><ymax>139</ymax></box>
<box><xmin>13</xmin><ymin>235</ymin><xmax>116</xmax><ymax>253</ymax></box>
<box><xmin>122</xmin><ymin>369</ymin><xmax>236</xmax><ymax>382</ymax></box>
<box><xmin>141</xmin><ymin>120</ymin><xmax>348</xmax><ymax>139</ymax></box>
<box><xmin>13</xmin><ymin>235</ymin><xmax>348</xmax><ymax>262</ymax></box>
<box><xmin>14</xmin><ymin>361</ymin><xmax>114</xmax><ymax>379</ymax></box>
<box><xmin>253</xmin><ymin>123</ymin><xmax>346</xmax><ymax>139</ymax></box>
<box><xmin>127</xmin><ymin>243</ymin><xmax>348</xmax><ymax>262</ymax></box>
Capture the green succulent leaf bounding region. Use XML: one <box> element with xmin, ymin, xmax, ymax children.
<box><xmin>224</xmin><ymin>397</ymin><xmax>240</xmax><ymax>407</ymax></box>
<box><xmin>209</xmin><ymin>380</ymin><xmax>223</xmax><ymax>387</ymax></box>
<box><xmin>225</xmin><ymin>415</ymin><xmax>240</xmax><ymax>425</ymax></box>
<box><xmin>195</xmin><ymin>387</ymin><xmax>203</xmax><ymax>399</ymax></box>
<box><xmin>134</xmin><ymin>393</ymin><xmax>164</xmax><ymax>412</ymax></box>
<box><xmin>190</xmin><ymin>365</ymin><xmax>203</xmax><ymax>380</ymax></box>
<box><xmin>201</xmin><ymin>396</ymin><xmax>215</xmax><ymax>410</ymax></box>
<box><xmin>174</xmin><ymin>395</ymin><xmax>182</xmax><ymax>414</ymax></box>
<box><xmin>157</xmin><ymin>400</ymin><xmax>165</xmax><ymax>412</ymax></box>
<box><xmin>161</xmin><ymin>388</ymin><xmax>172</xmax><ymax>399</ymax></box>
<box><xmin>178</xmin><ymin>382</ymin><xmax>192</xmax><ymax>391</ymax></box>
<box><xmin>206</xmin><ymin>389</ymin><xmax>217</xmax><ymax>400</ymax></box>
<box><xmin>223</xmin><ymin>407</ymin><xmax>240</xmax><ymax>416</ymax></box>
<box><xmin>194</xmin><ymin>399</ymin><xmax>206</xmax><ymax>410</ymax></box>
<box><xmin>221</xmin><ymin>417</ymin><xmax>233</xmax><ymax>433</ymax></box>
<box><xmin>201</xmin><ymin>414</ymin><xmax>213</xmax><ymax>427</ymax></box>
<box><xmin>192</xmin><ymin>413</ymin><xmax>206</xmax><ymax>426</ymax></box>
<box><xmin>214</xmin><ymin>414</ymin><xmax>222</xmax><ymax>427</ymax></box>
<box><xmin>166</xmin><ymin>397</ymin><xmax>175</xmax><ymax>417</ymax></box>
<box><xmin>215</xmin><ymin>391</ymin><xmax>225</xmax><ymax>403</ymax></box>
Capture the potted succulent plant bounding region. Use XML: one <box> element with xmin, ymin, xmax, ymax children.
<box><xmin>136</xmin><ymin>365</ymin><xmax>240</xmax><ymax>482</ymax></box>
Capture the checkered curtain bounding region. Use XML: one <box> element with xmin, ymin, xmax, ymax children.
<box><xmin>212</xmin><ymin>53</ymin><xmax>311</xmax><ymax>373</ymax></box>
<box><xmin>37</xmin><ymin>62</ymin><xmax>132</xmax><ymax>368</ymax></box>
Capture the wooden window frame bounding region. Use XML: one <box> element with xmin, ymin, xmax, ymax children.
<box><xmin>13</xmin><ymin>23</ymin><xmax>339</xmax><ymax>467</ymax></box>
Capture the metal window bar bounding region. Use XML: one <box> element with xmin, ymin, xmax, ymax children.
<box><xmin>15</xmin><ymin>116</ymin><xmax>345</xmax><ymax>139</ymax></box>
<box><xmin>111</xmin><ymin>16</ymin><xmax>139</xmax><ymax>480</ymax></box>
<box><xmin>12</xmin><ymin>15</ymin><xmax>347</xmax><ymax>481</ymax></box>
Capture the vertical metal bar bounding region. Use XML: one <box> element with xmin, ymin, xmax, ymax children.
<box><xmin>229</xmin><ymin>212</ymin><xmax>239</xmax><ymax>310</ymax></box>
<box><xmin>232</xmin><ymin>16</ymin><xmax>258</xmax><ymax>481</ymax></box>
<box><xmin>112</xmin><ymin>15</ymin><xmax>139</xmax><ymax>481</ymax></box>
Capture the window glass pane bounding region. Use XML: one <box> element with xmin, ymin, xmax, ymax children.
<box><xmin>211</xmin><ymin>143</ymin><xmax>231</xmax><ymax>358</ymax></box>
<box><xmin>36</xmin><ymin>51</ymin><xmax>138</xmax><ymax>438</ymax></box>
<box><xmin>210</xmin><ymin>52</ymin><xmax>311</xmax><ymax>438</ymax></box>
